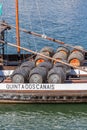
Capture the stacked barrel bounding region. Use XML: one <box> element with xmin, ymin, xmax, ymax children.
<box><xmin>48</xmin><ymin>46</ymin><xmax>70</xmax><ymax>83</ymax></box>
<box><xmin>68</xmin><ymin>46</ymin><xmax>84</xmax><ymax>67</ymax></box>
<box><xmin>53</xmin><ymin>46</ymin><xmax>70</xmax><ymax>63</ymax></box>
<box><xmin>11</xmin><ymin>45</ymin><xmax>85</xmax><ymax>83</ymax></box>
<box><xmin>29</xmin><ymin>47</ymin><xmax>54</xmax><ymax>83</ymax></box>
<box><xmin>11</xmin><ymin>61</ymin><xmax>35</xmax><ymax>83</ymax></box>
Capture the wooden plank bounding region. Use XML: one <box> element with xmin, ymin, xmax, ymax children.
<box><xmin>0</xmin><ymin>90</ymin><xmax>87</xmax><ymax>96</ymax></box>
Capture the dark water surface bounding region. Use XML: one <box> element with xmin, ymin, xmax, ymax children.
<box><xmin>0</xmin><ymin>0</ymin><xmax>87</xmax><ymax>129</ymax></box>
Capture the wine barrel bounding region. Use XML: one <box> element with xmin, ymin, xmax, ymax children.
<box><xmin>53</xmin><ymin>46</ymin><xmax>70</xmax><ymax>64</ymax></box>
<box><xmin>40</xmin><ymin>46</ymin><xmax>54</xmax><ymax>56</ymax></box>
<box><xmin>57</xmin><ymin>46</ymin><xmax>70</xmax><ymax>55</ymax></box>
<box><xmin>29</xmin><ymin>67</ymin><xmax>47</xmax><ymax>83</ymax></box>
<box><xmin>35</xmin><ymin>52</ymin><xmax>50</xmax><ymax>66</ymax></box>
<box><xmin>68</xmin><ymin>50</ymin><xmax>84</xmax><ymax>67</ymax></box>
<box><xmin>11</xmin><ymin>67</ymin><xmax>31</xmax><ymax>83</ymax></box>
<box><xmin>53</xmin><ymin>51</ymin><xmax>68</xmax><ymax>64</ymax></box>
<box><xmin>72</xmin><ymin>46</ymin><xmax>84</xmax><ymax>53</ymax></box>
<box><xmin>54</xmin><ymin>61</ymin><xmax>71</xmax><ymax>74</ymax></box>
<box><xmin>20</xmin><ymin>61</ymin><xmax>35</xmax><ymax>68</ymax></box>
<box><xmin>38</xmin><ymin>61</ymin><xmax>53</xmax><ymax>70</ymax></box>
<box><xmin>47</xmin><ymin>67</ymin><xmax>66</xmax><ymax>83</ymax></box>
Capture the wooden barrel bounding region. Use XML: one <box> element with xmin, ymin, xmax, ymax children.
<box><xmin>72</xmin><ymin>46</ymin><xmax>84</xmax><ymax>53</ymax></box>
<box><xmin>54</xmin><ymin>61</ymin><xmax>71</xmax><ymax>74</ymax></box>
<box><xmin>29</xmin><ymin>67</ymin><xmax>47</xmax><ymax>83</ymax></box>
<box><xmin>47</xmin><ymin>67</ymin><xmax>66</xmax><ymax>83</ymax></box>
<box><xmin>20</xmin><ymin>61</ymin><xmax>35</xmax><ymax>68</ymax></box>
<box><xmin>11</xmin><ymin>67</ymin><xmax>31</xmax><ymax>83</ymax></box>
<box><xmin>40</xmin><ymin>46</ymin><xmax>54</xmax><ymax>56</ymax></box>
<box><xmin>68</xmin><ymin>50</ymin><xmax>84</xmax><ymax>67</ymax></box>
<box><xmin>57</xmin><ymin>46</ymin><xmax>70</xmax><ymax>55</ymax></box>
<box><xmin>53</xmin><ymin>51</ymin><xmax>68</xmax><ymax>64</ymax></box>
<box><xmin>35</xmin><ymin>52</ymin><xmax>50</xmax><ymax>66</ymax></box>
<box><xmin>53</xmin><ymin>46</ymin><xmax>70</xmax><ymax>64</ymax></box>
<box><xmin>38</xmin><ymin>62</ymin><xmax>53</xmax><ymax>70</ymax></box>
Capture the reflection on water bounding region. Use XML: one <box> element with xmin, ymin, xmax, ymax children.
<box><xmin>0</xmin><ymin>104</ymin><xmax>87</xmax><ymax>130</ymax></box>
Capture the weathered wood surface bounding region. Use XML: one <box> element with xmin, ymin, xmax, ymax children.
<box><xmin>0</xmin><ymin>92</ymin><xmax>86</xmax><ymax>103</ymax></box>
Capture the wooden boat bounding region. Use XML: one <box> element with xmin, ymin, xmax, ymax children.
<box><xmin>0</xmin><ymin>0</ymin><xmax>87</xmax><ymax>103</ymax></box>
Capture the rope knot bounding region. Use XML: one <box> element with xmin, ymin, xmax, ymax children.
<box><xmin>42</xmin><ymin>34</ymin><xmax>47</xmax><ymax>39</ymax></box>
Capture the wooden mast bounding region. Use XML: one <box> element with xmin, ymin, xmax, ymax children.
<box><xmin>15</xmin><ymin>0</ymin><xmax>20</xmax><ymax>53</ymax></box>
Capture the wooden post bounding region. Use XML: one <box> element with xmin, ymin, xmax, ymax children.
<box><xmin>15</xmin><ymin>0</ymin><xmax>20</xmax><ymax>53</ymax></box>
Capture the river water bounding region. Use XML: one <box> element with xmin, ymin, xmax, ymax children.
<box><xmin>1</xmin><ymin>0</ymin><xmax>87</xmax><ymax>53</ymax></box>
<box><xmin>0</xmin><ymin>0</ymin><xmax>87</xmax><ymax>129</ymax></box>
<box><xmin>0</xmin><ymin>104</ymin><xmax>87</xmax><ymax>130</ymax></box>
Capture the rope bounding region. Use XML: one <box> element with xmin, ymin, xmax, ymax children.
<box><xmin>0</xmin><ymin>39</ymin><xmax>87</xmax><ymax>73</ymax></box>
<box><xmin>35</xmin><ymin>0</ymin><xmax>45</xmax><ymax>35</ymax></box>
<box><xmin>28</xmin><ymin>2</ymin><xmax>38</xmax><ymax>52</ymax></box>
<box><xmin>1</xmin><ymin>22</ymin><xmax>87</xmax><ymax>53</ymax></box>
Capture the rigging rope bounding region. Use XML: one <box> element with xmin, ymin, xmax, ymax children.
<box><xmin>35</xmin><ymin>0</ymin><xmax>45</xmax><ymax>35</ymax></box>
<box><xmin>1</xmin><ymin>22</ymin><xmax>87</xmax><ymax>53</ymax></box>
<box><xmin>28</xmin><ymin>2</ymin><xmax>38</xmax><ymax>52</ymax></box>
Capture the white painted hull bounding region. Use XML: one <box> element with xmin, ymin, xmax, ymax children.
<box><xmin>0</xmin><ymin>83</ymin><xmax>87</xmax><ymax>91</ymax></box>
